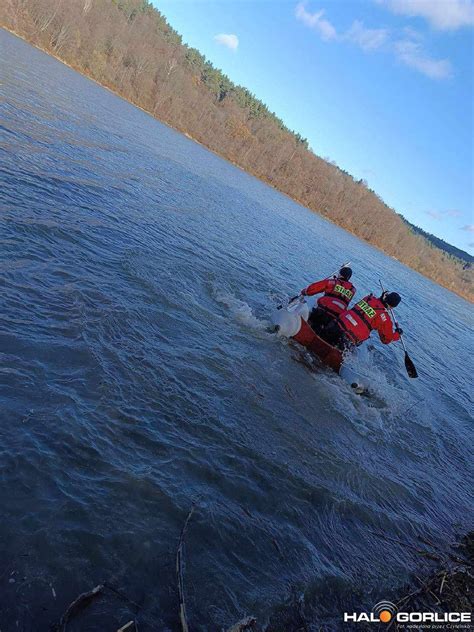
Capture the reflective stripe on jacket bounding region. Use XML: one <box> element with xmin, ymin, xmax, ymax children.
<box><xmin>338</xmin><ymin>294</ymin><xmax>401</xmax><ymax>345</ymax></box>
<box><xmin>304</xmin><ymin>277</ymin><xmax>356</xmax><ymax>317</ymax></box>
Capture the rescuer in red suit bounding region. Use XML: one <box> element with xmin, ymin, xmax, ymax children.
<box><xmin>301</xmin><ymin>266</ymin><xmax>356</xmax><ymax>334</ymax></box>
<box><xmin>322</xmin><ymin>291</ymin><xmax>403</xmax><ymax>350</ymax></box>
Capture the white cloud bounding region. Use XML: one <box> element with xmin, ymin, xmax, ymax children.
<box><xmin>296</xmin><ymin>3</ymin><xmax>453</xmax><ymax>79</ymax></box>
<box><xmin>296</xmin><ymin>5</ymin><xmax>386</xmax><ymax>49</ymax></box>
<box><xmin>214</xmin><ymin>33</ymin><xmax>239</xmax><ymax>51</ymax></box>
<box><xmin>426</xmin><ymin>210</ymin><xmax>443</xmax><ymax>219</ymax></box>
<box><xmin>394</xmin><ymin>39</ymin><xmax>452</xmax><ymax>78</ymax></box>
<box><xmin>461</xmin><ymin>224</ymin><xmax>474</xmax><ymax>232</ymax></box>
<box><xmin>347</xmin><ymin>20</ymin><xmax>389</xmax><ymax>50</ymax></box>
<box><xmin>378</xmin><ymin>0</ymin><xmax>474</xmax><ymax>31</ymax></box>
<box><xmin>401</xmin><ymin>25</ymin><xmax>424</xmax><ymax>40</ymax></box>
<box><xmin>295</xmin><ymin>2</ymin><xmax>337</xmax><ymax>40</ymax></box>
<box><xmin>425</xmin><ymin>209</ymin><xmax>462</xmax><ymax>220</ymax></box>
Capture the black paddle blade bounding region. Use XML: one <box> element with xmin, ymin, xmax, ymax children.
<box><xmin>404</xmin><ymin>352</ymin><xmax>418</xmax><ymax>378</ymax></box>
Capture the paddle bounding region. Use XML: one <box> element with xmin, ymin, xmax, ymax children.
<box><xmin>378</xmin><ymin>280</ymin><xmax>418</xmax><ymax>378</ymax></box>
<box><xmin>277</xmin><ymin>260</ymin><xmax>351</xmax><ymax>310</ymax></box>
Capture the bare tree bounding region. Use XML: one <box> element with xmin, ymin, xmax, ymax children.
<box><xmin>0</xmin><ymin>0</ymin><xmax>470</xmax><ymax>300</ymax></box>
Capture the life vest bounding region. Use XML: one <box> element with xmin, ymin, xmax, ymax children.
<box><xmin>318</xmin><ymin>278</ymin><xmax>355</xmax><ymax>317</ymax></box>
<box><xmin>338</xmin><ymin>294</ymin><xmax>386</xmax><ymax>344</ymax></box>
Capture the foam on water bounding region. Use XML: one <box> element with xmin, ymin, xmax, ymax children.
<box><xmin>213</xmin><ymin>288</ymin><xmax>271</xmax><ymax>331</ymax></box>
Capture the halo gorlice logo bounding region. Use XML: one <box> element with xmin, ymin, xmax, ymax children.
<box><xmin>372</xmin><ymin>601</ymin><xmax>397</xmax><ymax>624</ymax></box>
<box><xmin>344</xmin><ymin>600</ymin><xmax>397</xmax><ymax>624</ymax></box>
<box><xmin>343</xmin><ymin>601</ymin><xmax>472</xmax><ymax>627</ymax></box>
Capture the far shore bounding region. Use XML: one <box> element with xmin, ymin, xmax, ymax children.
<box><xmin>1</xmin><ymin>24</ymin><xmax>472</xmax><ymax>303</ymax></box>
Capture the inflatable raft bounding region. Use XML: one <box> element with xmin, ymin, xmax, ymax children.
<box><xmin>272</xmin><ymin>297</ymin><xmax>368</xmax><ymax>394</ymax></box>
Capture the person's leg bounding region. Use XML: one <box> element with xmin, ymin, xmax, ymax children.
<box><xmin>323</xmin><ymin>321</ymin><xmax>358</xmax><ymax>352</ymax></box>
<box><xmin>308</xmin><ymin>307</ymin><xmax>331</xmax><ymax>333</ymax></box>
<box><xmin>320</xmin><ymin>320</ymin><xmax>342</xmax><ymax>346</ymax></box>
<box><xmin>341</xmin><ymin>336</ymin><xmax>355</xmax><ymax>354</ymax></box>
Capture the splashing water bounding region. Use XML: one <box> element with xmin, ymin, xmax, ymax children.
<box><xmin>213</xmin><ymin>288</ymin><xmax>271</xmax><ymax>331</ymax></box>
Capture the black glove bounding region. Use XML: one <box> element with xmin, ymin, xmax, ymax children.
<box><xmin>395</xmin><ymin>326</ymin><xmax>403</xmax><ymax>335</ymax></box>
<box><xmin>301</xmin><ymin>288</ymin><xmax>307</xmax><ymax>296</ymax></box>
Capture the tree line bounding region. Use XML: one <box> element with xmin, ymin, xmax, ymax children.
<box><xmin>1</xmin><ymin>0</ymin><xmax>472</xmax><ymax>301</ymax></box>
<box><xmin>402</xmin><ymin>218</ymin><xmax>473</xmax><ymax>265</ymax></box>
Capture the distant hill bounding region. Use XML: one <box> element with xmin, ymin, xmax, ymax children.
<box><xmin>403</xmin><ymin>218</ymin><xmax>473</xmax><ymax>265</ymax></box>
<box><xmin>0</xmin><ymin>0</ymin><xmax>472</xmax><ymax>301</ymax></box>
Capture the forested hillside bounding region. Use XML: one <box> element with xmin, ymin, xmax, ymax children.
<box><xmin>1</xmin><ymin>0</ymin><xmax>472</xmax><ymax>300</ymax></box>
<box><xmin>402</xmin><ymin>219</ymin><xmax>473</xmax><ymax>265</ymax></box>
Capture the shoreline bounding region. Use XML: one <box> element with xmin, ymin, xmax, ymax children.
<box><xmin>1</xmin><ymin>25</ymin><xmax>471</xmax><ymax>304</ymax></box>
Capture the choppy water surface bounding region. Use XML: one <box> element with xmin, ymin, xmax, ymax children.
<box><xmin>0</xmin><ymin>29</ymin><xmax>472</xmax><ymax>631</ymax></box>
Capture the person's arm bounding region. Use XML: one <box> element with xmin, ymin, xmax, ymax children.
<box><xmin>376</xmin><ymin>310</ymin><xmax>401</xmax><ymax>344</ymax></box>
<box><xmin>302</xmin><ymin>278</ymin><xmax>332</xmax><ymax>297</ymax></box>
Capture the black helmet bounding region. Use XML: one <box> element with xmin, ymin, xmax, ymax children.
<box><xmin>382</xmin><ymin>291</ymin><xmax>401</xmax><ymax>308</ymax></box>
<box><xmin>339</xmin><ymin>266</ymin><xmax>352</xmax><ymax>281</ymax></box>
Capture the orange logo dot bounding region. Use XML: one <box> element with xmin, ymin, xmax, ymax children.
<box><xmin>379</xmin><ymin>610</ymin><xmax>392</xmax><ymax>623</ymax></box>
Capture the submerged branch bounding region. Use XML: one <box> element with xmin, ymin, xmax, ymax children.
<box><xmin>56</xmin><ymin>583</ymin><xmax>104</xmax><ymax>632</ymax></box>
<box><xmin>176</xmin><ymin>503</ymin><xmax>198</xmax><ymax>632</ymax></box>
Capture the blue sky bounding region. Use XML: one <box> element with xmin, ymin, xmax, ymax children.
<box><xmin>154</xmin><ymin>0</ymin><xmax>474</xmax><ymax>254</ymax></box>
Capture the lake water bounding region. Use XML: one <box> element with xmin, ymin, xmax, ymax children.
<box><xmin>0</xmin><ymin>28</ymin><xmax>472</xmax><ymax>631</ymax></box>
